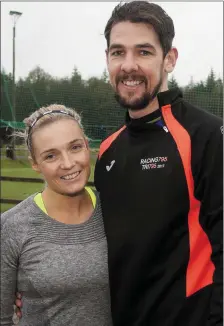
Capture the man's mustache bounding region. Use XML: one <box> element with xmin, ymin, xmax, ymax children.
<box><xmin>115</xmin><ymin>74</ymin><xmax>147</xmax><ymax>85</ymax></box>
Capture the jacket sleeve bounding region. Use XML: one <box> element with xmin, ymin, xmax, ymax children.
<box><xmin>195</xmin><ymin>125</ymin><xmax>223</xmax><ymax>325</ymax></box>
<box><xmin>1</xmin><ymin>221</ymin><xmax>20</xmax><ymax>325</ymax></box>
<box><xmin>94</xmin><ymin>157</ymin><xmax>101</xmax><ymax>192</ymax></box>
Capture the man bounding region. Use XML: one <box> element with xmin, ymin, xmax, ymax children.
<box><xmin>14</xmin><ymin>1</ymin><xmax>223</xmax><ymax>325</ymax></box>
<box><xmin>94</xmin><ymin>1</ymin><xmax>223</xmax><ymax>326</ymax></box>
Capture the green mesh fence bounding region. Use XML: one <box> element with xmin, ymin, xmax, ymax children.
<box><xmin>1</xmin><ymin>68</ymin><xmax>223</xmax><ymax>145</ymax></box>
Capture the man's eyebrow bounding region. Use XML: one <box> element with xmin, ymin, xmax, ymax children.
<box><xmin>40</xmin><ymin>139</ymin><xmax>84</xmax><ymax>155</ymax></box>
<box><xmin>135</xmin><ymin>43</ymin><xmax>156</xmax><ymax>51</ymax></box>
<box><xmin>109</xmin><ymin>43</ymin><xmax>124</xmax><ymax>51</ymax></box>
<box><xmin>109</xmin><ymin>43</ymin><xmax>156</xmax><ymax>51</ymax></box>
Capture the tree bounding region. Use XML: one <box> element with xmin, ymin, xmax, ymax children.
<box><xmin>189</xmin><ymin>76</ymin><xmax>195</xmax><ymax>89</ymax></box>
<box><xmin>205</xmin><ymin>68</ymin><xmax>216</xmax><ymax>92</ymax></box>
<box><xmin>27</xmin><ymin>66</ymin><xmax>51</xmax><ymax>84</ymax></box>
<box><xmin>168</xmin><ymin>75</ymin><xmax>179</xmax><ymax>89</ymax></box>
<box><xmin>101</xmin><ymin>68</ymin><xmax>109</xmax><ymax>83</ymax></box>
<box><xmin>1</xmin><ymin>70</ymin><xmax>13</xmax><ymax>121</ymax></box>
<box><xmin>71</xmin><ymin>66</ymin><xmax>83</xmax><ymax>85</ymax></box>
<box><xmin>1</xmin><ymin>65</ymin><xmax>222</xmax><ymax>145</ymax></box>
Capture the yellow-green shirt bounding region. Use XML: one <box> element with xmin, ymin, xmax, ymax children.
<box><xmin>34</xmin><ymin>187</ymin><xmax>96</xmax><ymax>214</ymax></box>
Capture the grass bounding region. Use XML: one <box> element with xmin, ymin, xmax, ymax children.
<box><xmin>1</xmin><ymin>150</ymin><xmax>98</xmax><ymax>213</ymax></box>
<box><xmin>1</xmin><ymin>203</ymin><xmax>16</xmax><ymax>212</ymax></box>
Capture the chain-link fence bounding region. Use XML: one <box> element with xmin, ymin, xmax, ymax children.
<box><xmin>1</xmin><ymin>69</ymin><xmax>223</xmax><ymax>144</ymax></box>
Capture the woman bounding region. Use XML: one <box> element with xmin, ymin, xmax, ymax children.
<box><xmin>1</xmin><ymin>104</ymin><xmax>112</xmax><ymax>326</ymax></box>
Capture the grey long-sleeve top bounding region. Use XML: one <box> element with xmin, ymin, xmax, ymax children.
<box><xmin>1</xmin><ymin>193</ymin><xmax>112</xmax><ymax>326</ymax></box>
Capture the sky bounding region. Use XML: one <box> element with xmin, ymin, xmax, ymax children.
<box><xmin>1</xmin><ymin>2</ymin><xmax>223</xmax><ymax>87</ymax></box>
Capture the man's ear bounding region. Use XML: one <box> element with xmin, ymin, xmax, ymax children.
<box><xmin>105</xmin><ymin>49</ymin><xmax>109</xmax><ymax>66</ymax></box>
<box><xmin>164</xmin><ymin>47</ymin><xmax>178</xmax><ymax>73</ymax></box>
<box><xmin>105</xmin><ymin>49</ymin><xmax>113</xmax><ymax>86</ymax></box>
<box><xmin>29</xmin><ymin>156</ymin><xmax>41</xmax><ymax>174</ymax></box>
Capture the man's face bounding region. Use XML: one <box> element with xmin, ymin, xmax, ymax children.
<box><xmin>106</xmin><ymin>21</ymin><xmax>170</xmax><ymax>111</ymax></box>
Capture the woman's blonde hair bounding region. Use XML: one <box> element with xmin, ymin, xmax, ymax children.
<box><xmin>16</xmin><ymin>104</ymin><xmax>84</xmax><ymax>160</ymax></box>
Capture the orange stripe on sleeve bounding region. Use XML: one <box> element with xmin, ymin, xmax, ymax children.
<box><xmin>98</xmin><ymin>125</ymin><xmax>126</xmax><ymax>160</ymax></box>
<box><xmin>162</xmin><ymin>104</ymin><xmax>215</xmax><ymax>297</ymax></box>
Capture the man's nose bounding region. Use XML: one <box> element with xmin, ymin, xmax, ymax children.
<box><xmin>120</xmin><ymin>53</ymin><xmax>138</xmax><ymax>74</ymax></box>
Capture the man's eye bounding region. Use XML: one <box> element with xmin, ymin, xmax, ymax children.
<box><xmin>140</xmin><ymin>50</ymin><xmax>151</xmax><ymax>56</ymax></box>
<box><xmin>111</xmin><ymin>50</ymin><xmax>123</xmax><ymax>56</ymax></box>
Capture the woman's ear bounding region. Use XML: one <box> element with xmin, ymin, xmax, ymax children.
<box><xmin>29</xmin><ymin>156</ymin><xmax>41</xmax><ymax>174</ymax></box>
<box><xmin>84</xmin><ymin>138</ymin><xmax>89</xmax><ymax>149</ymax></box>
<box><xmin>164</xmin><ymin>47</ymin><xmax>178</xmax><ymax>73</ymax></box>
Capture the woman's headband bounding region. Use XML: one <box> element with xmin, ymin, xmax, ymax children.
<box><xmin>27</xmin><ymin>110</ymin><xmax>74</xmax><ymax>148</ymax></box>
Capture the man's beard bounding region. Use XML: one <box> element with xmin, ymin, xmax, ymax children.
<box><xmin>114</xmin><ymin>75</ymin><xmax>163</xmax><ymax>111</ymax></box>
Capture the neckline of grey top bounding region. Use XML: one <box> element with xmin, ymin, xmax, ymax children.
<box><xmin>2</xmin><ymin>191</ymin><xmax>105</xmax><ymax>245</ymax></box>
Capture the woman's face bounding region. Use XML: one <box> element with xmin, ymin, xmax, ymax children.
<box><xmin>31</xmin><ymin>119</ymin><xmax>91</xmax><ymax>196</ymax></box>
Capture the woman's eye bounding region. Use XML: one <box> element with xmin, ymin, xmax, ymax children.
<box><xmin>45</xmin><ymin>154</ymin><xmax>55</xmax><ymax>160</ymax></box>
<box><xmin>72</xmin><ymin>145</ymin><xmax>83</xmax><ymax>151</ymax></box>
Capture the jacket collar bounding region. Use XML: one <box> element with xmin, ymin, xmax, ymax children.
<box><xmin>157</xmin><ymin>87</ymin><xmax>183</xmax><ymax>108</ymax></box>
<box><xmin>125</xmin><ymin>88</ymin><xmax>183</xmax><ymax>132</ymax></box>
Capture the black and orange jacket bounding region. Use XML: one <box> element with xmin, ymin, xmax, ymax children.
<box><xmin>94</xmin><ymin>88</ymin><xmax>223</xmax><ymax>326</ymax></box>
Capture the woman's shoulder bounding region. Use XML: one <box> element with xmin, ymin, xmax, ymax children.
<box><xmin>1</xmin><ymin>194</ymin><xmax>37</xmax><ymax>230</ymax></box>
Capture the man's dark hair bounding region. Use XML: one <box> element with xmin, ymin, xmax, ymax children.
<box><xmin>104</xmin><ymin>1</ymin><xmax>175</xmax><ymax>57</ymax></box>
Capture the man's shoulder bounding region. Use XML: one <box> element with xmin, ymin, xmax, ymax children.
<box><xmin>98</xmin><ymin>124</ymin><xmax>126</xmax><ymax>159</ymax></box>
<box><xmin>100</xmin><ymin>124</ymin><xmax>126</xmax><ymax>144</ymax></box>
<box><xmin>176</xmin><ymin>99</ymin><xmax>222</xmax><ymax>134</ymax></box>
